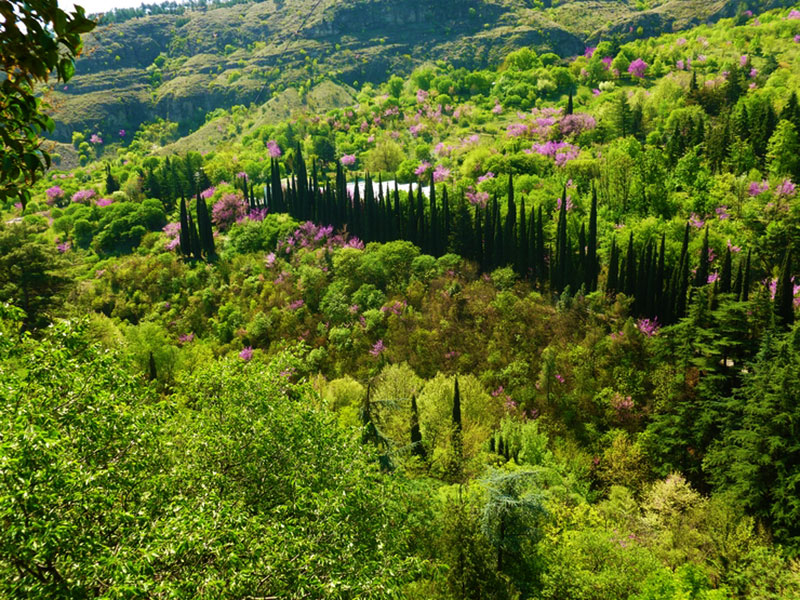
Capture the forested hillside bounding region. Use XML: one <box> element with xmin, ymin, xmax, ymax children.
<box><xmin>3</xmin><ymin>0</ymin><xmax>800</xmax><ymax>597</ymax></box>
<box><xmin>47</xmin><ymin>0</ymin><xmax>797</xmax><ymax>141</ymax></box>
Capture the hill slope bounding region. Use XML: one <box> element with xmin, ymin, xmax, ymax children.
<box><xmin>48</xmin><ymin>0</ymin><xmax>794</xmax><ymax>142</ymax></box>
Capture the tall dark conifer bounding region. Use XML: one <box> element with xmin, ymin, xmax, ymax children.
<box><xmin>694</xmin><ymin>226</ymin><xmax>710</xmax><ymax>287</ymax></box>
<box><xmin>179</xmin><ymin>195</ymin><xmax>190</xmax><ymax>258</ymax></box>
<box><xmin>774</xmin><ymin>249</ymin><xmax>795</xmax><ymax>328</ymax></box>
<box><xmin>410</xmin><ymin>395</ymin><xmax>426</xmax><ymax>459</ymax></box>
<box><xmin>607</xmin><ymin>237</ymin><xmax>619</xmax><ymax>297</ymax></box>
<box><xmin>195</xmin><ymin>191</ymin><xmax>215</xmax><ymax>260</ymax></box>
<box><xmin>720</xmin><ymin>247</ymin><xmax>732</xmax><ymax>294</ymax></box>
<box><xmin>587</xmin><ymin>187</ymin><xmax>598</xmax><ymax>291</ymax></box>
<box><xmin>742</xmin><ymin>249</ymin><xmax>751</xmax><ymax>302</ymax></box>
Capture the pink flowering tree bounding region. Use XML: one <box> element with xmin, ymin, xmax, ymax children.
<box><xmin>211</xmin><ymin>193</ymin><xmax>248</xmax><ymax>230</ymax></box>
<box><xmin>628</xmin><ymin>58</ymin><xmax>648</xmax><ymax>79</ymax></box>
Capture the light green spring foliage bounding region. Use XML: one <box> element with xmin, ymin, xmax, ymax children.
<box><xmin>0</xmin><ymin>307</ymin><xmax>427</xmax><ymax>597</ymax></box>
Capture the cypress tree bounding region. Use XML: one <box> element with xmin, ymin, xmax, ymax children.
<box><xmin>607</xmin><ymin>237</ymin><xmax>619</xmax><ymax>297</ymax></box>
<box><xmin>410</xmin><ymin>395</ymin><xmax>426</xmax><ymax>459</ymax></box>
<box><xmin>416</xmin><ymin>184</ymin><xmax>426</xmax><ymax>249</ymax></box>
<box><xmin>578</xmin><ymin>222</ymin><xmax>586</xmax><ymax>291</ymax></box>
<box><xmin>518</xmin><ymin>195</ymin><xmax>528</xmax><ymax>276</ymax></box>
<box><xmin>429</xmin><ymin>175</ymin><xmax>438</xmax><ymax>255</ymax></box>
<box><xmin>566</xmin><ymin>90</ymin><xmax>574</xmax><ymax>115</ymax></box>
<box><xmin>694</xmin><ymin>226</ymin><xmax>710</xmax><ymax>287</ymax></box>
<box><xmin>742</xmin><ymin>249</ymin><xmax>751</xmax><ymax>302</ymax></box>
<box><xmin>537</xmin><ymin>206</ymin><xmax>546</xmax><ymax>286</ymax></box>
<box><xmin>105</xmin><ymin>163</ymin><xmax>119</xmax><ymax>194</ymax></box>
<box><xmin>450</xmin><ymin>376</ymin><xmax>464</xmax><ymax>483</ymax></box>
<box><xmin>720</xmin><ymin>246</ymin><xmax>732</xmax><ymax>294</ymax></box>
<box><xmin>407</xmin><ymin>183</ymin><xmax>417</xmax><ymax>244</ymax></box>
<box><xmin>656</xmin><ymin>233</ymin><xmax>666</xmax><ymax>316</ymax></box>
<box><xmin>452</xmin><ymin>376</ymin><xmax>462</xmax><ymax>432</ymax></box>
<box><xmin>148</xmin><ymin>351</ymin><xmax>157</xmax><ymax>382</ymax></box>
<box><xmin>393</xmin><ymin>181</ymin><xmax>402</xmax><ymax>240</ymax></box>
<box><xmin>196</xmin><ymin>191</ymin><xmax>215</xmax><ymax>260</ymax></box>
<box><xmin>774</xmin><ymin>249</ymin><xmax>795</xmax><ymax>328</ymax></box>
<box><xmin>492</xmin><ymin>195</ymin><xmax>503</xmax><ymax>268</ymax></box>
<box><xmin>527</xmin><ymin>203</ymin><xmax>536</xmax><ymax>281</ymax></box>
<box><xmin>624</xmin><ymin>232</ymin><xmax>636</xmax><ymax>298</ymax></box>
<box><xmin>733</xmin><ymin>261</ymin><xmax>744</xmax><ymax>301</ymax></box>
<box><xmin>587</xmin><ymin>186</ymin><xmax>598</xmax><ymax>291</ymax></box>
<box><xmin>442</xmin><ymin>184</ymin><xmax>451</xmax><ymax>254</ymax></box>
<box><xmin>503</xmin><ymin>173</ymin><xmax>516</xmax><ymax>266</ymax></box>
<box><xmin>555</xmin><ymin>189</ymin><xmax>568</xmax><ymax>291</ymax></box>
<box><xmin>187</xmin><ymin>211</ymin><xmax>202</xmax><ymax>260</ymax></box>
<box><xmin>179</xmin><ymin>195</ymin><xmax>190</xmax><ymax>258</ymax></box>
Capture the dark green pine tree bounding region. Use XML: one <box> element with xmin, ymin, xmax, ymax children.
<box><xmin>783</xmin><ymin>90</ymin><xmax>800</xmax><ymax>133</ymax></box>
<box><xmin>148</xmin><ymin>351</ymin><xmax>157</xmax><ymax>381</ymax></box>
<box><xmin>774</xmin><ymin>249</ymin><xmax>795</xmax><ymax>328</ymax></box>
<box><xmin>742</xmin><ymin>249</ymin><xmax>752</xmax><ymax>302</ymax></box>
<box><xmin>105</xmin><ymin>163</ymin><xmax>119</xmax><ymax>194</ymax></box>
<box><xmin>195</xmin><ymin>191</ymin><xmax>215</xmax><ymax>260</ymax></box>
<box><xmin>586</xmin><ymin>187</ymin><xmax>598</xmax><ymax>291</ymax></box>
<box><xmin>655</xmin><ymin>233</ymin><xmax>666</xmax><ymax>316</ymax></box>
<box><xmin>410</xmin><ymin>395</ymin><xmax>426</xmax><ymax>459</ymax></box>
<box><xmin>527</xmin><ymin>203</ymin><xmax>536</xmax><ymax>281</ymax></box>
<box><xmin>187</xmin><ymin>210</ymin><xmax>202</xmax><ymax>261</ymax></box>
<box><xmin>694</xmin><ymin>226</ymin><xmax>710</xmax><ymax>287</ymax></box>
<box><xmin>416</xmin><ymin>184</ymin><xmax>426</xmax><ymax>250</ymax></box>
<box><xmin>492</xmin><ymin>196</ymin><xmax>503</xmax><ymax>269</ymax></box>
<box><xmin>733</xmin><ymin>261</ymin><xmax>744</xmax><ymax>301</ymax></box>
<box><xmin>536</xmin><ymin>206</ymin><xmax>546</xmax><ymax>286</ymax></box>
<box><xmin>442</xmin><ymin>184</ymin><xmax>451</xmax><ymax>254</ymax></box>
<box><xmin>406</xmin><ymin>184</ymin><xmax>417</xmax><ymax>244</ymax></box>
<box><xmin>607</xmin><ymin>237</ymin><xmax>619</xmax><ymax>297</ymax></box>
<box><xmin>517</xmin><ymin>194</ymin><xmax>528</xmax><ymax>277</ymax></box>
<box><xmin>554</xmin><ymin>189</ymin><xmax>569</xmax><ymax>292</ymax></box>
<box><xmin>624</xmin><ymin>232</ymin><xmax>636</xmax><ymax>298</ymax></box>
<box><xmin>503</xmin><ymin>173</ymin><xmax>516</xmax><ymax>267</ymax></box>
<box><xmin>452</xmin><ymin>376</ymin><xmax>463</xmax><ymax>432</ymax></box>
<box><xmin>577</xmin><ymin>223</ymin><xmax>586</xmax><ymax>291</ymax></box>
<box><xmin>179</xmin><ymin>195</ymin><xmax>190</xmax><ymax>258</ymax></box>
<box><xmin>429</xmin><ymin>175</ymin><xmax>438</xmax><ymax>255</ymax></box>
<box><xmin>450</xmin><ymin>376</ymin><xmax>464</xmax><ymax>483</ymax></box>
<box><xmin>566</xmin><ymin>90</ymin><xmax>574</xmax><ymax>115</ymax></box>
<box><xmin>720</xmin><ymin>246</ymin><xmax>732</xmax><ymax>294</ymax></box>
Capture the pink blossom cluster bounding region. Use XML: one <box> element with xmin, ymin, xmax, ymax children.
<box><xmin>71</xmin><ymin>189</ymin><xmax>96</xmax><ymax>204</ymax></box>
<box><xmin>276</xmin><ymin>221</ymin><xmax>364</xmax><ymax>258</ymax></box>
<box><xmin>211</xmin><ymin>193</ymin><xmax>248</xmax><ymax>230</ymax></box>
<box><xmin>527</xmin><ymin>141</ymin><xmax>580</xmax><ymax>166</ymax></box>
<box><xmin>96</xmin><ymin>197</ymin><xmax>114</xmax><ymax>207</ymax></box>
<box><xmin>45</xmin><ymin>185</ymin><xmax>64</xmax><ymax>204</ymax></box>
<box><xmin>267</xmin><ymin>140</ymin><xmax>283</xmax><ymax>158</ymax></box>
<box><xmin>748</xmin><ymin>180</ymin><xmax>769</xmax><ymax>196</ymax></box>
<box><xmin>380</xmin><ymin>300</ymin><xmax>407</xmax><ymax>315</ymax></box>
<box><xmin>636</xmin><ymin>318</ymin><xmax>659</xmax><ymax>336</ymax></box>
<box><xmin>432</xmin><ymin>164</ymin><xmax>451</xmax><ymax>183</ymax></box>
<box><xmin>370</xmin><ymin>339</ymin><xmax>385</xmax><ymax>357</ymax></box>
<box><xmin>466</xmin><ymin>188</ymin><xmax>489</xmax><ymax>207</ymax></box>
<box><xmin>340</xmin><ymin>154</ymin><xmax>356</xmax><ymax>166</ymax></box>
<box><xmin>415</xmin><ymin>161</ymin><xmax>432</xmax><ymax>177</ymax></box>
<box><xmin>776</xmin><ymin>179</ymin><xmax>796</xmax><ymax>197</ymax></box>
<box><xmin>163</xmin><ymin>222</ymin><xmax>181</xmax><ymax>250</ymax></box>
<box><xmin>200</xmin><ymin>186</ymin><xmax>216</xmax><ymax>200</ymax></box>
<box><xmin>628</xmin><ymin>58</ymin><xmax>648</xmax><ymax>78</ymax></box>
<box><xmin>560</xmin><ymin>113</ymin><xmax>597</xmax><ymax>137</ymax></box>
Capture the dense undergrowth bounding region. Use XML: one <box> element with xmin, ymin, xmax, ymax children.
<box><xmin>3</xmin><ymin>4</ymin><xmax>800</xmax><ymax>598</ymax></box>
